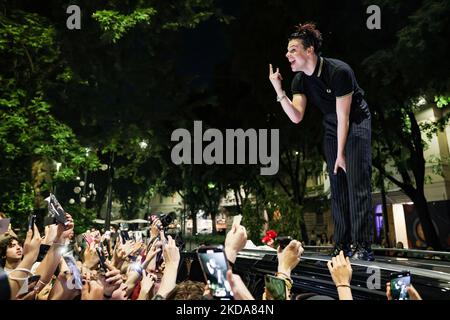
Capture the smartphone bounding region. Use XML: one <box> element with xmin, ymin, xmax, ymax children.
<box><xmin>265</xmin><ymin>275</ymin><xmax>287</xmax><ymax>300</ymax></box>
<box><xmin>96</xmin><ymin>247</ymin><xmax>108</xmax><ymax>273</ymax></box>
<box><xmin>37</xmin><ymin>244</ymin><xmax>51</xmax><ymax>262</ymax></box>
<box><xmin>233</xmin><ymin>214</ymin><xmax>242</xmax><ymax>226</ymax></box>
<box><xmin>83</xmin><ymin>234</ymin><xmax>94</xmax><ymax>247</ymax></box>
<box><xmin>0</xmin><ymin>218</ymin><xmax>10</xmax><ymax>235</ymax></box>
<box><xmin>28</xmin><ymin>214</ymin><xmax>36</xmax><ymax>230</ymax></box>
<box><xmin>43</xmin><ymin>216</ymin><xmax>56</xmax><ymax>227</ymax></box>
<box><xmin>28</xmin><ymin>274</ymin><xmax>41</xmax><ymax>284</ymax></box>
<box><xmin>15</xmin><ymin>275</ymin><xmax>41</xmax><ymax>298</ymax></box>
<box><xmin>46</xmin><ymin>194</ymin><xmax>67</xmax><ymax>226</ymax></box>
<box><xmin>63</xmin><ymin>255</ymin><xmax>83</xmax><ymax>290</ymax></box>
<box><xmin>390</xmin><ymin>271</ymin><xmax>411</xmax><ymax>300</ymax></box>
<box><xmin>28</xmin><ymin>214</ymin><xmax>36</xmax><ymax>236</ymax></box>
<box><xmin>276</xmin><ymin>236</ymin><xmax>293</xmax><ymax>250</ymax></box>
<box><xmin>155</xmin><ymin>237</ymin><xmax>167</xmax><ymax>270</ymax></box>
<box><xmin>197</xmin><ymin>246</ymin><xmax>233</xmax><ymax>299</ymax></box>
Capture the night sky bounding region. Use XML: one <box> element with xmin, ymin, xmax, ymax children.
<box><xmin>176</xmin><ymin>0</ymin><xmax>241</xmax><ymax>87</ymax></box>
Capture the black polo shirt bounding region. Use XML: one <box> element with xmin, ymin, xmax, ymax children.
<box><xmin>291</xmin><ymin>56</ymin><xmax>370</xmax><ymax>124</ymax></box>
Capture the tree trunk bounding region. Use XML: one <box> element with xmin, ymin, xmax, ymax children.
<box><xmin>409</xmin><ymin>192</ymin><xmax>442</xmax><ymax>250</ymax></box>
<box><xmin>191</xmin><ymin>207</ymin><xmax>197</xmax><ymax>235</ymax></box>
<box><xmin>211</xmin><ymin>210</ymin><xmax>217</xmax><ymax>234</ymax></box>
<box><xmin>300</xmin><ymin>219</ymin><xmax>309</xmax><ymax>244</ymax></box>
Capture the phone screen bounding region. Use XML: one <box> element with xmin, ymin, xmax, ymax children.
<box><xmin>265</xmin><ymin>275</ymin><xmax>287</xmax><ymax>300</ymax></box>
<box><xmin>197</xmin><ymin>247</ymin><xmax>233</xmax><ymax>299</ymax></box>
<box><xmin>63</xmin><ymin>255</ymin><xmax>83</xmax><ymax>290</ymax></box>
<box><xmin>390</xmin><ymin>272</ymin><xmax>411</xmax><ymax>300</ymax></box>
<box><xmin>28</xmin><ymin>214</ymin><xmax>36</xmax><ymax>237</ymax></box>
<box><xmin>28</xmin><ymin>214</ymin><xmax>36</xmax><ymax>230</ymax></box>
<box><xmin>0</xmin><ymin>218</ymin><xmax>10</xmax><ymax>235</ymax></box>
<box><xmin>96</xmin><ymin>247</ymin><xmax>108</xmax><ymax>273</ymax></box>
<box><xmin>46</xmin><ymin>194</ymin><xmax>67</xmax><ymax>226</ymax></box>
<box><xmin>233</xmin><ymin>215</ymin><xmax>242</xmax><ymax>226</ymax></box>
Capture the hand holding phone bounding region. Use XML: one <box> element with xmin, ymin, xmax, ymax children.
<box><xmin>96</xmin><ymin>247</ymin><xmax>108</xmax><ymax>273</ymax></box>
<box><xmin>265</xmin><ymin>275</ymin><xmax>287</xmax><ymax>300</ymax></box>
<box><xmin>46</xmin><ymin>194</ymin><xmax>67</xmax><ymax>226</ymax></box>
<box><xmin>28</xmin><ymin>214</ymin><xmax>36</xmax><ymax>236</ymax></box>
<box><xmin>390</xmin><ymin>271</ymin><xmax>411</xmax><ymax>300</ymax></box>
<box><xmin>233</xmin><ymin>215</ymin><xmax>242</xmax><ymax>226</ymax></box>
<box><xmin>197</xmin><ymin>246</ymin><xmax>233</xmax><ymax>299</ymax></box>
<box><xmin>0</xmin><ymin>218</ymin><xmax>11</xmax><ymax>235</ymax></box>
<box><xmin>276</xmin><ymin>236</ymin><xmax>293</xmax><ymax>250</ymax></box>
<box><xmin>63</xmin><ymin>255</ymin><xmax>83</xmax><ymax>290</ymax></box>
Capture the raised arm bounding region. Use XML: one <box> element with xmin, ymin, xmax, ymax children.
<box><xmin>269</xmin><ymin>64</ymin><xmax>306</xmax><ymax>124</ymax></box>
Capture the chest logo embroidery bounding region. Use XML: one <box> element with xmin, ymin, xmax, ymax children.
<box><xmin>327</xmin><ymin>89</ymin><xmax>332</xmax><ymax>94</ymax></box>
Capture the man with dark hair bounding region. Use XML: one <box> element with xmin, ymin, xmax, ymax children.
<box><xmin>269</xmin><ymin>22</ymin><xmax>374</xmax><ymax>261</ymax></box>
<box><xmin>0</xmin><ymin>237</ymin><xmax>23</xmax><ymax>270</ymax></box>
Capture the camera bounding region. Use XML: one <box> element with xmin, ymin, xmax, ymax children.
<box><xmin>159</xmin><ymin>212</ymin><xmax>176</xmax><ymax>229</ymax></box>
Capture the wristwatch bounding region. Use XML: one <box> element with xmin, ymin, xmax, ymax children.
<box><xmin>277</xmin><ymin>91</ymin><xmax>287</xmax><ymax>102</ymax></box>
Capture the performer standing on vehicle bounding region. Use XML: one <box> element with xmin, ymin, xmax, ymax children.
<box><xmin>269</xmin><ymin>22</ymin><xmax>374</xmax><ymax>261</ymax></box>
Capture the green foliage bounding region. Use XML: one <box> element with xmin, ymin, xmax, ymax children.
<box><xmin>65</xmin><ymin>204</ymin><xmax>98</xmax><ymax>234</ymax></box>
<box><xmin>1</xmin><ymin>182</ymin><xmax>35</xmax><ymax>231</ymax></box>
<box><xmin>93</xmin><ymin>8</ymin><xmax>157</xmax><ymax>43</ymax></box>
<box><xmin>261</xmin><ymin>188</ymin><xmax>303</xmax><ymax>242</ymax></box>
<box><xmin>0</xmin><ymin>8</ymin><xmax>99</xmax><ymax>225</ymax></box>
<box><xmin>241</xmin><ymin>200</ymin><xmax>265</xmax><ymax>245</ymax></box>
<box><xmin>435</xmin><ymin>95</ymin><xmax>450</xmax><ymax>109</ymax></box>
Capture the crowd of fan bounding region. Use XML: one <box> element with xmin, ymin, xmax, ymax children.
<box><xmin>0</xmin><ymin>211</ymin><xmax>422</xmax><ymax>300</ymax></box>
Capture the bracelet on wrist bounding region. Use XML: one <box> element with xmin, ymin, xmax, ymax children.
<box><xmin>275</xmin><ymin>272</ymin><xmax>292</xmax><ymax>281</ymax></box>
<box><xmin>336</xmin><ymin>284</ymin><xmax>351</xmax><ymax>289</ymax></box>
<box><xmin>276</xmin><ymin>91</ymin><xmax>287</xmax><ymax>102</ymax></box>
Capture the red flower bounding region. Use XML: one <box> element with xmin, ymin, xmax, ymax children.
<box><xmin>266</xmin><ymin>230</ymin><xmax>278</xmax><ymax>239</ymax></box>
<box><xmin>262</xmin><ymin>230</ymin><xmax>278</xmax><ymax>244</ymax></box>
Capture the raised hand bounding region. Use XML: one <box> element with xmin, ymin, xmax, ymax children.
<box><xmin>22</xmin><ymin>224</ymin><xmax>41</xmax><ymax>263</ymax></box>
<box><xmin>327</xmin><ymin>251</ymin><xmax>352</xmax><ymax>286</ymax></box>
<box><xmin>225</xmin><ymin>224</ymin><xmax>247</xmax><ymax>264</ymax></box>
<box><xmin>277</xmin><ymin>239</ymin><xmax>303</xmax><ymax>277</ymax></box>
<box><xmin>269</xmin><ymin>64</ymin><xmax>283</xmax><ymax>92</ymax></box>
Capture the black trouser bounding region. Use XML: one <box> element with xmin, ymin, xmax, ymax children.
<box><xmin>323</xmin><ymin>114</ymin><xmax>373</xmax><ymax>245</ymax></box>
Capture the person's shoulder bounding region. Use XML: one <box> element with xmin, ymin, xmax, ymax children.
<box><xmin>324</xmin><ymin>57</ymin><xmax>352</xmax><ymax>72</ymax></box>
<box><xmin>292</xmin><ymin>71</ymin><xmax>305</xmax><ymax>83</ymax></box>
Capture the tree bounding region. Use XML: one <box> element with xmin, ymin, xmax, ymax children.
<box><xmin>0</xmin><ymin>8</ymin><xmax>98</xmax><ymax>229</ymax></box>
<box><xmin>362</xmin><ymin>0</ymin><xmax>450</xmax><ymax>249</ymax></box>
<box><xmin>1</xmin><ymin>0</ymin><xmax>232</xmax><ymax>225</ymax></box>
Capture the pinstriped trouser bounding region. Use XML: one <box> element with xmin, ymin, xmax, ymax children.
<box><xmin>323</xmin><ymin>114</ymin><xmax>373</xmax><ymax>245</ymax></box>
